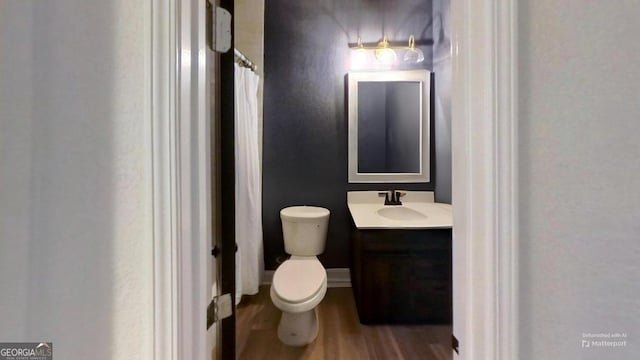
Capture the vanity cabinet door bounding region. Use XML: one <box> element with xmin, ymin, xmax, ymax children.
<box><xmin>359</xmin><ymin>253</ymin><xmax>412</xmax><ymax>323</ymax></box>
<box><xmin>411</xmin><ymin>251</ymin><xmax>452</xmax><ymax>323</ymax></box>
<box><xmin>350</xmin><ymin>228</ymin><xmax>452</xmax><ymax>324</ymax></box>
<box><xmin>411</xmin><ymin>277</ymin><xmax>451</xmax><ymax>323</ymax></box>
<box><xmin>412</xmin><ymin>251</ymin><xmax>449</xmax><ymax>279</ymax></box>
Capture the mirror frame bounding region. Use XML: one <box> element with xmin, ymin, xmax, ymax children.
<box><xmin>348</xmin><ymin>69</ymin><xmax>431</xmax><ymax>183</ymax></box>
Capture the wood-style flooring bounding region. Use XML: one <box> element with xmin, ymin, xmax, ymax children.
<box><xmin>236</xmin><ymin>286</ymin><xmax>452</xmax><ymax>360</ymax></box>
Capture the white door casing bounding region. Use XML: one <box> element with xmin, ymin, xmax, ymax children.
<box><xmin>149</xmin><ymin>0</ymin><xmax>520</xmax><ymax>358</ymax></box>
<box><xmin>451</xmin><ymin>0</ymin><xmax>518</xmax><ymax>359</ymax></box>
<box><xmin>151</xmin><ymin>0</ymin><xmax>211</xmax><ymax>359</ymax></box>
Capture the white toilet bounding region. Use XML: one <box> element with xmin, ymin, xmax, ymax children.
<box><xmin>271</xmin><ymin>206</ymin><xmax>329</xmax><ymax>346</ymax></box>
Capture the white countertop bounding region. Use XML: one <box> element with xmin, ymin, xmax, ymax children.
<box><xmin>347</xmin><ymin>191</ymin><xmax>453</xmax><ymax>229</ymax></box>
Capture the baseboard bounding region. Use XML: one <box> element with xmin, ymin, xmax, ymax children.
<box><xmin>261</xmin><ymin>268</ymin><xmax>351</xmax><ymax>288</ymax></box>
<box><xmin>325</xmin><ymin>268</ymin><xmax>352</xmax><ymax>288</ymax></box>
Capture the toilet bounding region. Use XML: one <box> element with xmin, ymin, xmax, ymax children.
<box><xmin>271</xmin><ymin>206</ymin><xmax>329</xmax><ymax>346</ymax></box>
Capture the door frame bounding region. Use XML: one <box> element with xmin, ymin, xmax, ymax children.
<box><xmin>451</xmin><ymin>0</ymin><xmax>518</xmax><ymax>359</ymax></box>
<box><xmin>151</xmin><ymin>0</ymin><xmax>210</xmax><ymax>359</ymax></box>
<box><xmin>149</xmin><ymin>0</ymin><xmax>520</xmax><ymax>358</ymax></box>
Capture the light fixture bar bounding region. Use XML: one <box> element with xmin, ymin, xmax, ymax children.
<box><xmin>348</xmin><ymin>35</ymin><xmax>431</xmax><ymax>50</ymax></box>
<box><xmin>349</xmin><ymin>35</ymin><xmax>425</xmax><ymax>65</ymax></box>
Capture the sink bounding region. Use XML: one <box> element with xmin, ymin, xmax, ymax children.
<box><xmin>347</xmin><ymin>191</ymin><xmax>452</xmax><ymax>229</ymax></box>
<box><xmin>376</xmin><ymin>206</ymin><xmax>428</xmax><ymax>221</ymax></box>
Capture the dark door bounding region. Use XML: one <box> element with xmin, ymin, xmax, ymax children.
<box><xmin>217</xmin><ymin>0</ymin><xmax>236</xmax><ymax>358</ymax></box>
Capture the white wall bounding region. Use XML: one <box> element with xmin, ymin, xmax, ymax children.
<box><xmin>0</xmin><ymin>1</ymin><xmax>153</xmax><ymax>359</ymax></box>
<box><xmin>518</xmin><ymin>1</ymin><xmax>640</xmax><ymax>358</ymax></box>
<box><xmin>0</xmin><ymin>0</ymin><xmax>34</xmax><ymax>339</ymax></box>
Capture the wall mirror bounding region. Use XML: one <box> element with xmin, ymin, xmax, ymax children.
<box><xmin>348</xmin><ymin>70</ymin><xmax>431</xmax><ymax>183</ymax></box>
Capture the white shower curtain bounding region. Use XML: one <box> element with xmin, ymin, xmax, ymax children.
<box><xmin>234</xmin><ymin>63</ymin><xmax>263</xmax><ymax>304</ymax></box>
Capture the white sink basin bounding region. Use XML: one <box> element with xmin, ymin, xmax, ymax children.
<box><xmin>347</xmin><ymin>191</ymin><xmax>452</xmax><ymax>229</ymax></box>
<box><xmin>376</xmin><ymin>206</ymin><xmax>428</xmax><ymax>221</ymax></box>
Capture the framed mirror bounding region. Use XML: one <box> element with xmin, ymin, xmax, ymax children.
<box><xmin>348</xmin><ymin>70</ymin><xmax>431</xmax><ymax>183</ymax></box>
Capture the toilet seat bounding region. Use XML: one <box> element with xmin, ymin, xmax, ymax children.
<box><xmin>272</xmin><ymin>258</ymin><xmax>326</xmax><ymax>303</ymax></box>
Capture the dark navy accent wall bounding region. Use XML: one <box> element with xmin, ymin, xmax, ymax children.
<box><xmin>263</xmin><ymin>0</ymin><xmax>445</xmax><ymax>269</ymax></box>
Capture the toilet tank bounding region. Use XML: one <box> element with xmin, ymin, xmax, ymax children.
<box><xmin>280</xmin><ymin>206</ymin><xmax>330</xmax><ymax>256</ymax></box>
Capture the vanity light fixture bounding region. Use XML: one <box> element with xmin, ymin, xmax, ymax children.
<box><xmin>349</xmin><ymin>34</ymin><xmax>425</xmax><ymax>68</ymax></box>
<box><xmin>374</xmin><ymin>36</ymin><xmax>398</xmax><ymax>65</ymax></box>
<box><xmin>403</xmin><ymin>35</ymin><xmax>425</xmax><ymax>63</ymax></box>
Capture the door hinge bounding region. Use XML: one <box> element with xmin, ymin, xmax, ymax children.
<box><xmin>206</xmin><ymin>1</ymin><xmax>231</xmax><ymax>53</ymax></box>
<box><xmin>452</xmin><ymin>334</ymin><xmax>459</xmax><ymax>354</ymax></box>
<box><xmin>206</xmin><ymin>293</ymin><xmax>233</xmax><ymax>329</ymax></box>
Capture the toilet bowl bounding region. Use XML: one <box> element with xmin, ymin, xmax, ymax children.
<box><xmin>271</xmin><ymin>206</ymin><xmax>330</xmax><ymax>346</ymax></box>
<box><xmin>270</xmin><ymin>257</ymin><xmax>327</xmax><ymax>346</ymax></box>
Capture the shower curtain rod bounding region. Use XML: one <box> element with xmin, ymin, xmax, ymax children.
<box><xmin>234</xmin><ymin>48</ymin><xmax>257</xmax><ymax>72</ymax></box>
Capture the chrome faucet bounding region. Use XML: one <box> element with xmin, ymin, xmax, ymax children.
<box><xmin>378</xmin><ymin>190</ymin><xmax>405</xmax><ymax>206</ymax></box>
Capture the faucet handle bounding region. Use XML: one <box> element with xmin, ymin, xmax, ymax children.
<box><xmin>391</xmin><ymin>190</ymin><xmax>406</xmax><ymax>205</ymax></box>
<box><xmin>378</xmin><ymin>191</ymin><xmax>393</xmax><ymax>205</ymax></box>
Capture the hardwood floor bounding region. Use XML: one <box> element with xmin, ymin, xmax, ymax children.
<box><xmin>236</xmin><ymin>286</ymin><xmax>452</xmax><ymax>360</ymax></box>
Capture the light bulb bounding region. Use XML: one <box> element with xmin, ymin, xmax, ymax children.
<box><xmin>403</xmin><ymin>34</ymin><xmax>425</xmax><ymax>64</ymax></box>
<box><xmin>351</xmin><ymin>48</ymin><xmax>369</xmax><ymax>69</ymax></box>
<box><xmin>376</xmin><ymin>48</ymin><xmax>397</xmax><ymax>65</ymax></box>
<box><xmin>403</xmin><ymin>48</ymin><xmax>424</xmax><ymax>63</ymax></box>
<box><xmin>374</xmin><ymin>37</ymin><xmax>397</xmax><ymax>65</ymax></box>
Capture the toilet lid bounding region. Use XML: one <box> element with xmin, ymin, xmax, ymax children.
<box><xmin>273</xmin><ymin>259</ymin><xmax>326</xmax><ymax>303</ymax></box>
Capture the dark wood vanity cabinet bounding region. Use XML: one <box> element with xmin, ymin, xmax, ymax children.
<box><xmin>350</xmin><ymin>228</ymin><xmax>452</xmax><ymax>324</ymax></box>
